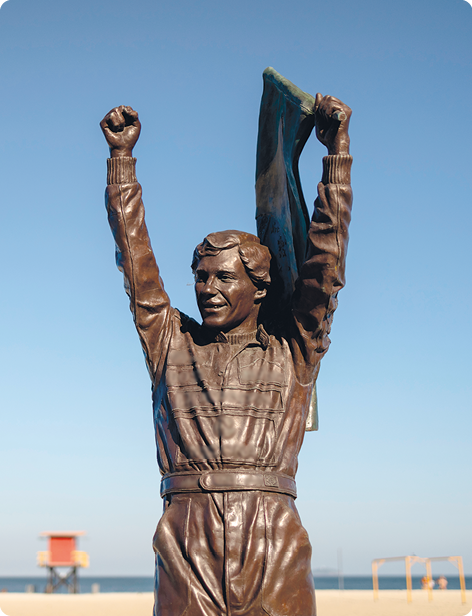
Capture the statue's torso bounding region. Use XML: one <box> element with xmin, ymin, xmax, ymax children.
<box><xmin>152</xmin><ymin>309</ymin><xmax>312</xmax><ymax>478</ymax></box>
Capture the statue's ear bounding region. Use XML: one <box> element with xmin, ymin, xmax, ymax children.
<box><xmin>255</xmin><ymin>288</ymin><xmax>267</xmax><ymax>301</ymax></box>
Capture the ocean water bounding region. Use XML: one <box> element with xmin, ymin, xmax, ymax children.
<box><xmin>0</xmin><ymin>575</ymin><xmax>469</xmax><ymax>593</ymax></box>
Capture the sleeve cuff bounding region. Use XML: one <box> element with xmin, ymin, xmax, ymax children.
<box><xmin>321</xmin><ymin>155</ymin><xmax>352</xmax><ymax>185</ymax></box>
<box><xmin>107</xmin><ymin>157</ymin><xmax>137</xmax><ymax>185</ymax></box>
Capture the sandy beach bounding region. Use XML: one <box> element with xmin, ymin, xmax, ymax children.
<box><xmin>0</xmin><ymin>590</ymin><xmax>469</xmax><ymax>616</ymax></box>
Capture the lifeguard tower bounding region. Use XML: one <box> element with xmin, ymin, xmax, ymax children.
<box><xmin>37</xmin><ymin>531</ymin><xmax>89</xmax><ymax>593</ymax></box>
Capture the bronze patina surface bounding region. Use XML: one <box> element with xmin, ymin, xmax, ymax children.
<box><xmin>100</xmin><ymin>69</ymin><xmax>352</xmax><ymax>616</ymax></box>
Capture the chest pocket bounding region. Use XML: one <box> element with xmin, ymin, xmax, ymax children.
<box><xmin>166</xmin><ymin>346</ymin><xmax>227</xmax><ymax>416</ymax></box>
<box><xmin>236</xmin><ymin>354</ymin><xmax>285</xmax><ymax>414</ymax></box>
<box><xmin>166</xmin><ymin>348</ymin><xmax>210</xmax><ymax>386</ymax></box>
<box><xmin>238</xmin><ymin>356</ymin><xmax>285</xmax><ymax>387</ymax></box>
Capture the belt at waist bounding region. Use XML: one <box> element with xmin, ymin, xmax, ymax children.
<box><xmin>160</xmin><ymin>470</ymin><xmax>297</xmax><ymax>499</ymax></box>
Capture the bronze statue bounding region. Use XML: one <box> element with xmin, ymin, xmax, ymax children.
<box><xmin>100</xmin><ymin>68</ymin><xmax>352</xmax><ymax>616</ymax></box>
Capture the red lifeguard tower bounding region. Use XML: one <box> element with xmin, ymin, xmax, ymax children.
<box><xmin>37</xmin><ymin>531</ymin><xmax>89</xmax><ymax>593</ymax></box>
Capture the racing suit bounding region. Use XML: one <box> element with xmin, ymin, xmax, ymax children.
<box><xmin>105</xmin><ymin>153</ymin><xmax>352</xmax><ymax>616</ymax></box>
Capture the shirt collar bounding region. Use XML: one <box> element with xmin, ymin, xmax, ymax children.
<box><xmin>212</xmin><ymin>324</ymin><xmax>269</xmax><ymax>350</ymax></box>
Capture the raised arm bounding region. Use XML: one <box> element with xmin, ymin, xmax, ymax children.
<box><xmin>100</xmin><ymin>106</ymin><xmax>172</xmax><ymax>382</ymax></box>
<box><xmin>291</xmin><ymin>95</ymin><xmax>353</xmax><ymax>382</ymax></box>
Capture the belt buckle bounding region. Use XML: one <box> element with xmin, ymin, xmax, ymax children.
<box><xmin>263</xmin><ymin>474</ymin><xmax>279</xmax><ymax>488</ymax></box>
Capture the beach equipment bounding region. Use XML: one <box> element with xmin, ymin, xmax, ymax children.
<box><xmin>37</xmin><ymin>531</ymin><xmax>89</xmax><ymax>593</ymax></box>
<box><xmin>372</xmin><ymin>554</ymin><xmax>466</xmax><ymax>604</ymax></box>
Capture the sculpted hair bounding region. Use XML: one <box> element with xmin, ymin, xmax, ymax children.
<box><xmin>191</xmin><ymin>230</ymin><xmax>271</xmax><ymax>289</ymax></box>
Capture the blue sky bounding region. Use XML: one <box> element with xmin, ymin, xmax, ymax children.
<box><xmin>0</xmin><ymin>0</ymin><xmax>471</xmax><ymax>576</ymax></box>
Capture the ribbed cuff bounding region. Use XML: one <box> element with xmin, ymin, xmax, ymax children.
<box><xmin>107</xmin><ymin>157</ymin><xmax>137</xmax><ymax>185</ymax></box>
<box><xmin>321</xmin><ymin>155</ymin><xmax>352</xmax><ymax>185</ymax></box>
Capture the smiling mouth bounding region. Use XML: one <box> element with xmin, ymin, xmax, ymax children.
<box><xmin>203</xmin><ymin>304</ymin><xmax>226</xmax><ymax>311</ymax></box>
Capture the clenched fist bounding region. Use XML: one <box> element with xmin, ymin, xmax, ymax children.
<box><xmin>314</xmin><ymin>94</ymin><xmax>351</xmax><ymax>156</ymax></box>
<box><xmin>100</xmin><ymin>105</ymin><xmax>141</xmax><ymax>158</ymax></box>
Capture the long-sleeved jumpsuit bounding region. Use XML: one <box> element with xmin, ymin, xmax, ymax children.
<box><xmin>105</xmin><ymin>152</ymin><xmax>352</xmax><ymax>616</ymax></box>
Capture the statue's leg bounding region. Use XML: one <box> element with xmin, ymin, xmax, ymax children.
<box><xmin>223</xmin><ymin>492</ymin><xmax>316</xmax><ymax>616</ymax></box>
<box><xmin>153</xmin><ymin>493</ymin><xmax>226</xmax><ymax>616</ymax></box>
<box><xmin>260</xmin><ymin>495</ymin><xmax>316</xmax><ymax>616</ymax></box>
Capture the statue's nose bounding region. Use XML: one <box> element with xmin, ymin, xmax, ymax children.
<box><xmin>201</xmin><ymin>278</ymin><xmax>217</xmax><ymax>296</ymax></box>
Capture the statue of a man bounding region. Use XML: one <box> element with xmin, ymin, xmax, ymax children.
<box><xmin>100</xmin><ymin>84</ymin><xmax>352</xmax><ymax>616</ymax></box>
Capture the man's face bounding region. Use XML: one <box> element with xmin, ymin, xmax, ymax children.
<box><xmin>194</xmin><ymin>247</ymin><xmax>265</xmax><ymax>333</ymax></box>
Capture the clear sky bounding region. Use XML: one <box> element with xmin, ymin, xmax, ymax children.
<box><xmin>0</xmin><ymin>0</ymin><xmax>471</xmax><ymax>577</ymax></box>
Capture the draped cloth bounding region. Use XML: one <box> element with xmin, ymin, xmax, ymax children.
<box><xmin>255</xmin><ymin>67</ymin><xmax>319</xmax><ymax>431</ymax></box>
